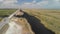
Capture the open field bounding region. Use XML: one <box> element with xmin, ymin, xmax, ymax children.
<box><xmin>0</xmin><ymin>9</ymin><xmax>60</xmax><ymax>34</ymax></box>
<box><xmin>0</xmin><ymin>9</ymin><xmax>16</xmax><ymax>16</ymax></box>
<box><xmin>23</xmin><ymin>9</ymin><xmax>60</xmax><ymax>34</ymax></box>
<box><xmin>0</xmin><ymin>9</ymin><xmax>16</xmax><ymax>21</ymax></box>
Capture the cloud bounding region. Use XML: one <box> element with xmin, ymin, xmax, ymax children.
<box><xmin>3</xmin><ymin>0</ymin><xmax>18</xmax><ymax>4</ymax></box>
<box><xmin>0</xmin><ymin>0</ymin><xmax>19</xmax><ymax>8</ymax></box>
<box><xmin>36</xmin><ymin>1</ymin><xmax>48</xmax><ymax>6</ymax></box>
<box><xmin>20</xmin><ymin>0</ymin><xmax>60</xmax><ymax>9</ymax></box>
<box><xmin>0</xmin><ymin>0</ymin><xmax>3</xmax><ymax>2</ymax></box>
<box><xmin>20</xmin><ymin>0</ymin><xmax>48</xmax><ymax>8</ymax></box>
<box><xmin>0</xmin><ymin>0</ymin><xmax>60</xmax><ymax>9</ymax></box>
<box><xmin>44</xmin><ymin>0</ymin><xmax>60</xmax><ymax>9</ymax></box>
<box><xmin>54</xmin><ymin>0</ymin><xmax>60</xmax><ymax>2</ymax></box>
<box><xmin>32</xmin><ymin>0</ymin><xmax>36</xmax><ymax>3</ymax></box>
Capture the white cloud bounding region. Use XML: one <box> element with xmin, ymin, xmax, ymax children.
<box><xmin>36</xmin><ymin>1</ymin><xmax>48</xmax><ymax>6</ymax></box>
<box><xmin>54</xmin><ymin>0</ymin><xmax>60</xmax><ymax>2</ymax></box>
<box><xmin>23</xmin><ymin>3</ymin><xmax>32</xmax><ymax>5</ymax></box>
<box><xmin>2</xmin><ymin>0</ymin><xmax>18</xmax><ymax>6</ymax></box>
<box><xmin>0</xmin><ymin>0</ymin><xmax>60</xmax><ymax>9</ymax></box>
<box><xmin>0</xmin><ymin>0</ymin><xmax>3</xmax><ymax>2</ymax></box>
<box><xmin>32</xmin><ymin>0</ymin><xmax>36</xmax><ymax>3</ymax></box>
<box><xmin>51</xmin><ymin>0</ymin><xmax>60</xmax><ymax>5</ymax></box>
<box><xmin>3</xmin><ymin>0</ymin><xmax>17</xmax><ymax>4</ymax></box>
<box><xmin>23</xmin><ymin>0</ymin><xmax>36</xmax><ymax>5</ymax></box>
<box><xmin>20</xmin><ymin>0</ymin><xmax>48</xmax><ymax>8</ymax></box>
<box><xmin>21</xmin><ymin>0</ymin><xmax>60</xmax><ymax>9</ymax></box>
<box><xmin>42</xmin><ymin>0</ymin><xmax>60</xmax><ymax>8</ymax></box>
<box><xmin>0</xmin><ymin>0</ymin><xmax>19</xmax><ymax>8</ymax></box>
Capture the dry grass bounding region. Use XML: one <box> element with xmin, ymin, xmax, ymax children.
<box><xmin>23</xmin><ymin>9</ymin><xmax>60</xmax><ymax>34</ymax></box>
<box><xmin>0</xmin><ymin>9</ymin><xmax>60</xmax><ymax>34</ymax></box>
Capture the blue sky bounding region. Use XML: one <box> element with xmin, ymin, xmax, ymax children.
<box><xmin>0</xmin><ymin>0</ymin><xmax>60</xmax><ymax>9</ymax></box>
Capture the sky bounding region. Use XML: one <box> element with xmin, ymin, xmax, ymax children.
<box><xmin>0</xmin><ymin>0</ymin><xmax>60</xmax><ymax>9</ymax></box>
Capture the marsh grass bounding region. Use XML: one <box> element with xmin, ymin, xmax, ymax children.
<box><xmin>23</xmin><ymin>9</ymin><xmax>60</xmax><ymax>34</ymax></box>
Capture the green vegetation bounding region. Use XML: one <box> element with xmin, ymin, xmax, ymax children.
<box><xmin>0</xmin><ymin>9</ymin><xmax>16</xmax><ymax>21</ymax></box>
<box><xmin>0</xmin><ymin>18</ymin><xmax>2</xmax><ymax>21</ymax></box>
<box><xmin>24</xmin><ymin>9</ymin><xmax>60</xmax><ymax>34</ymax></box>
<box><xmin>0</xmin><ymin>9</ymin><xmax>16</xmax><ymax>16</ymax></box>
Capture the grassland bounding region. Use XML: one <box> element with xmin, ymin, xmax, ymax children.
<box><xmin>0</xmin><ymin>9</ymin><xmax>16</xmax><ymax>16</ymax></box>
<box><xmin>0</xmin><ymin>9</ymin><xmax>16</xmax><ymax>21</ymax></box>
<box><xmin>0</xmin><ymin>9</ymin><xmax>60</xmax><ymax>34</ymax></box>
<box><xmin>23</xmin><ymin>9</ymin><xmax>60</xmax><ymax>34</ymax></box>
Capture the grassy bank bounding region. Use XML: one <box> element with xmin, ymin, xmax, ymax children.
<box><xmin>23</xmin><ymin>9</ymin><xmax>60</xmax><ymax>34</ymax></box>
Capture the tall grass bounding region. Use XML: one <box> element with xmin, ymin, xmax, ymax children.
<box><xmin>24</xmin><ymin>9</ymin><xmax>60</xmax><ymax>34</ymax></box>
